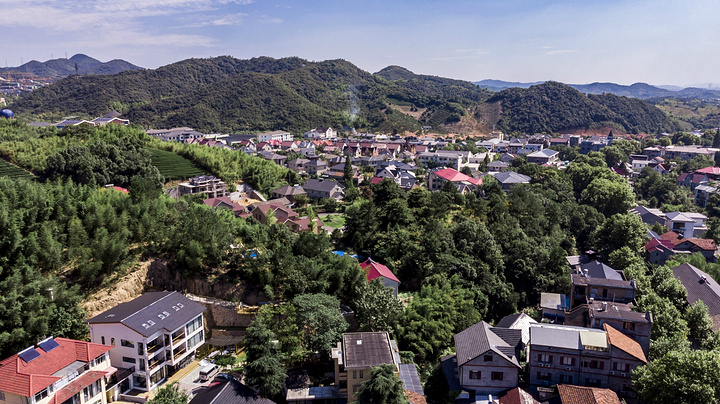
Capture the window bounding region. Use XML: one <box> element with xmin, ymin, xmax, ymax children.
<box><xmin>186</xmin><ymin>315</ymin><xmax>203</xmax><ymax>334</ymax></box>
<box><xmin>359</xmin><ymin>370</ymin><xmax>364</xmax><ymax>379</ymax></box>
<box><xmin>101</xmin><ymin>336</ymin><xmax>105</xmax><ymax>345</ymax></box>
<box><xmin>469</xmin><ymin>371</ymin><xmax>481</xmax><ymax>380</ymax></box>
<box><xmin>92</xmin><ymin>354</ymin><xmax>106</xmax><ymax>367</ymax></box>
<box><xmin>122</xmin><ymin>357</ymin><xmax>137</xmax><ymax>364</ymax></box>
<box><xmin>121</xmin><ymin>339</ymin><xmax>134</xmax><ymax>348</ymax></box>
<box><xmin>582</xmin><ymin>360</ymin><xmax>604</xmax><ymax>370</ymax></box>
<box><xmin>83</xmin><ymin>380</ymin><xmax>100</xmax><ymax>401</ymax></box>
<box><xmin>491</xmin><ymin>372</ymin><xmax>503</xmax><ymax>381</ymax></box>
<box><xmin>353</xmin><ymin>385</ymin><xmax>359</xmax><ymax>394</ymax></box>
<box><xmin>139</xmin><ymin>359</ymin><xmax>146</xmax><ymax>371</ymax></box>
<box><xmin>484</xmin><ymin>355</ymin><xmax>493</xmax><ymax>362</ymax></box>
<box><xmin>0</xmin><ymin>391</ymin><xmax>5</xmax><ymax>400</ymax></box>
<box><xmin>111</xmin><ymin>338</ymin><xmax>115</xmax><ymax>346</ymax></box>
<box><xmin>150</xmin><ymin>368</ymin><xmax>165</xmax><ymax>386</ymax></box>
<box><xmin>138</xmin><ymin>343</ymin><xmax>144</xmax><ymax>356</ymax></box>
<box><xmin>353</xmin><ymin>371</ymin><xmax>357</xmax><ymax>379</ymax></box>
<box><xmin>34</xmin><ymin>388</ymin><xmax>49</xmax><ymax>402</ymax></box>
<box><xmin>537</xmin><ymin>372</ymin><xmax>552</xmax><ymax>381</ymax></box>
<box><xmin>538</xmin><ymin>354</ymin><xmax>552</xmax><ymax>363</ymax></box>
<box><xmin>613</xmin><ymin>362</ymin><xmax>629</xmax><ymax>372</ymax></box>
<box><xmin>623</xmin><ymin>322</ymin><xmax>635</xmax><ymax>330</ymax></box>
<box><xmin>561</xmin><ymin>356</ymin><xmax>573</xmax><ymax>366</ymax></box>
<box><xmin>561</xmin><ymin>374</ymin><xmax>573</xmax><ymax>383</ymax></box>
<box><xmin>187</xmin><ymin>330</ymin><xmax>204</xmax><ymax>349</ymax></box>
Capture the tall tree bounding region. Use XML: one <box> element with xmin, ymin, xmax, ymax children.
<box><xmin>357</xmin><ymin>364</ymin><xmax>409</xmax><ymax>404</ymax></box>
<box><xmin>242</xmin><ymin>320</ymin><xmax>287</xmax><ymax>399</ymax></box>
<box><xmin>293</xmin><ymin>293</ymin><xmax>348</xmax><ymax>355</ymax></box>
<box><xmin>353</xmin><ymin>279</ymin><xmax>403</xmax><ymax>334</ymax></box>
<box><xmin>147</xmin><ymin>383</ymin><xmax>188</xmax><ymax>404</ymax></box>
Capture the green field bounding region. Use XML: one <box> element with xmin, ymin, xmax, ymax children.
<box><xmin>0</xmin><ymin>159</ymin><xmax>35</xmax><ymax>180</ymax></box>
<box><xmin>147</xmin><ymin>148</ymin><xmax>207</xmax><ymax>180</ymax></box>
<box><xmin>319</xmin><ymin>214</ymin><xmax>346</xmax><ymax>228</ymax></box>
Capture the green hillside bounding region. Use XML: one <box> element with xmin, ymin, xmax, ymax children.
<box><xmin>11</xmin><ymin>57</ymin><xmax>678</xmax><ymax>135</ymax></box>
<box><xmin>484</xmin><ymin>81</ymin><xmax>679</xmax><ymax>134</ymax></box>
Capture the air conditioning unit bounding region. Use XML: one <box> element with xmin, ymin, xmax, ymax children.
<box><xmin>621</xmin><ymin>373</ymin><xmax>627</xmax><ymax>377</ymax></box>
<box><xmin>609</xmin><ymin>371</ymin><xmax>615</xmax><ymax>375</ymax></box>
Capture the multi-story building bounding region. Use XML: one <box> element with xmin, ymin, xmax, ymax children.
<box><xmin>331</xmin><ymin>332</ymin><xmax>402</xmax><ymax>402</ymax></box>
<box><xmin>87</xmin><ymin>291</ymin><xmax>207</xmax><ymax>395</ymax></box>
<box><xmin>570</xmin><ymin>261</ymin><xmax>636</xmax><ymax>308</ymax></box>
<box><xmin>257</xmin><ymin>130</ymin><xmax>293</xmax><ymax>143</ymax></box>
<box><xmin>0</xmin><ymin>337</ymin><xmax>114</xmax><ymax>404</ymax></box>
<box><xmin>528</xmin><ymin>323</ymin><xmax>646</xmax><ymax>402</ymax></box>
<box><xmin>178</xmin><ymin>175</ymin><xmax>227</xmax><ymax>198</ymax></box>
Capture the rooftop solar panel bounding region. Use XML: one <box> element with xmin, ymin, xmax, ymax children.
<box><xmin>398</xmin><ymin>364</ymin><xmax>424</xmax><ymax>395</ymax></box>
<box><xmin>38</xmin><ymin>338</ymin><xmax>60</xmax><ymax>352</ymax></box>
<box><xmin>18</xmin><ymin>348</ymin><xmax>41</xmax><ymax>363</ymax></box>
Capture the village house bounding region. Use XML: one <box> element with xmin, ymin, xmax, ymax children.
<box><xmin>427</xmin><ymin>167</ymin><xmax>482</xmax><ymax>193</ymax></box>
<box><xmin>672</xmin><ymin>263</ymin><xmax>720</xmax><ymax>331</ymax></box>
<box><xmin>445</xmin><ymin>321</ymin><xmax>522</xmax><ymax>399</ymax></box>
<box><xmin>0</xmin><ymin>337</ymin><xmax>114</xmax><ymax>404</ymax></box>
<box><xmin>87</xmin><ymin>291</ymin><xmax>207</xmax><ymax>396</ymax></box>
<box><xmin>527</xmin><ymin>149</ymin><xmax>559</xmax><ymax>165</ymax></box>
<box><xmin>303</xmin><ymin>179</ymin><xmax>345</xmax><ymax>200</ymax></box>
<box><xmin>271</xmin><ymin>185</ymin><xmax>307</xmax><ymax>203</ymax></box>
<box><xmin>570</xmin><ymin>261</ymin><xmax>636</xmax><ymax>307</ymax></box>
<box><xmin>203</xmin><ymin>196</ymin><xmax>247</xmax><ymax>217</ymax></box>
<box><xmin>359</xmin><ymin>258</ymin><xmax>400</xmax><ymax>297</ymax></box>
<box><xmin>527</xmin><ymin>323</ymin><xmax>646</xmax><ymax>402</ymax></box>
<box><xmin>331</xmin><ymin>332</ymin><xmax>422</xmax><ymax>402</ymax></box>
<box><xmin>493</xmin><ymin>171</ymin><xmax>531</xmax><ymax>191</ymax></box>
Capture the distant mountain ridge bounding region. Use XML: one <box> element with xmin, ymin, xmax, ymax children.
<box><xmin>475</xmin><ymin>79</ymin><xmax>720</xmax><ymax>100</ymax></box>
<box><xmin>1</xmin><ymin>54</ymin><xmax>143</xmax><ymax>78</ymax></box>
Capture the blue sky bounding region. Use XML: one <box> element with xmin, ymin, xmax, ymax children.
<box><xmin>1</xmin><ymin>0</ymin><xmax>719</xmax><ymax>86</ymax></box>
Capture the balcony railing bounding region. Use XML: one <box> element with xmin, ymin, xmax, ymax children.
<box><xmin>173</xmin><ymin>347</ymin><xmax>187</xmax><ymax>359</ymax></box>
<box><xmin>172</xmin><ymin>333</ymin><xmax>186</xmax><ymax>344</ymax></box>
<box><xmin>148</xmin><ymin>355</ymin><xmax>166</xmax><ymax>371</ymax></box>
<box><xmin>147</xmin><ymin>343</ymin><xmax>164</xmax><ymax>355</ymax></box>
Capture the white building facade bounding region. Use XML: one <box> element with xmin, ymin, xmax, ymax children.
<box><xmin>87</xmin><ymin>291</ymin><xmax>206</xmax><ymax>395</ymax></box>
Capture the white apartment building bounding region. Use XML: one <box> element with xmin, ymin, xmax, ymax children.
<box><xmin>87</xmin><ymin>291</ymin><xmax>206</xmax><ymax>395</ymax></box>
<box><xmin>257</xmin><ymin>130</ymin><xmax>293</xmax><ymax>142</ymax></box>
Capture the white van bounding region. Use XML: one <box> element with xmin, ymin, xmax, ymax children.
<box><xmin>199</xmin><ymin>364</ymin><xmax>220</xmax><ymax>382</ymax></box>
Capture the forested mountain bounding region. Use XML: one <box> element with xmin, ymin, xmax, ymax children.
<box><xmin>483</xmin><ymin>81</ymin><xmax>679</xmax><ymax>134</ymax></box>
<box><xmin>0</xmin><ymin>54</ymin><xmax>142</xmax><ymax>78</ymax></box>
<box><xmin>12</xmin><ymin>56</ymin><xmax>675</xmax><ymax>134</ymax></box>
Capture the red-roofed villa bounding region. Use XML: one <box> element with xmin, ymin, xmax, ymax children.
<box><xmin>0</xmin><ymin>337</ymin><xmax>117</xmax><ymax>404</ymax></box>
<box><xmin>359</xmin><ymin>259</ymin><xmax>400</xmax><ymax>297</ymax></box>
<box><xmin>428</xmin><ymin>168</ymin><xmax>483</xmax><ymax>193</ymax></box>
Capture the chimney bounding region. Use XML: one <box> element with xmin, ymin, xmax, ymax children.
<box><xmin>601</xmin><ymin>302</ymin><xmax>607</xmax><ymax>311</ymax></box>
<box><xmin>701</xmin><ymin>275</ymin><xmax>707</xmax><ymax>284</ymax></box>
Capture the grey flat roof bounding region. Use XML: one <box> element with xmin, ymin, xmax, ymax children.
<box><xmin>342</xmin><ymin>332</ymin><xmax>395</xmax><ymax>369</ymax></box>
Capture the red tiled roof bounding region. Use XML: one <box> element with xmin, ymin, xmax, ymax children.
<box><xmin>0</xmin><ymin>338</ymin><xmax>112</xmax><ymax>397</ymax></box>
<box><xmin>645</xmin><ymin>237</ymin><xmax>675</xmax><ymax>252</ymax></box>
<box><xmin>370</xmin><ymin>177</ymin><xmax>383</xmax><ymax>185</ymax></box>
<box><xmin>557</xmin><ymin>384</ymin><xmax>621</xmax><ymax>404</ymax></box>
<box><xmin>498</xmin><ymin>387</ymin><xmax>540</xmax><ymax>404</ymax></box>
<box><xmin>686</xmin><ymin>238</ymin><xmax>718</xmax><ymax>251</ymax></box>
<box><xmin>603</xmin><ymin>324</ymin><xmax>647</xmax><ymax>363</ymax></box>
<box><xmin>660</xmin><ymin>231</ymin><xmax>685</xmax><ymax>245</ymax></box>
<box><xmin>696</xmin><ymin>166</ymin><xmax>720</xmax><ymax>175</ymax></box>
<box><xmin>113</xmin><ymin>186</ymin><xmax>129</xmax><ymax>194</ymax></box>
<box><xmin>52</xmin><ymin>370</ymin><xmax>107</xmax><ymax>404</ymax></box>
<box><xmin>404</xmin><ymin>389</ymin><xmax>427</xmax><ymax>404</ymax></box>
<box><xmin>432</xmin><ymin>168</ymin><xmax>482</xmax><ymax>185</ymax></box>
<box><xmin>360</xmin><ymin>259</ymin><xmax>400</xmax><ymax>283</ymax></box>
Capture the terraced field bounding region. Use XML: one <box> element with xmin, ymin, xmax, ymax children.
<box><xmin>0</xmin><ymin>159</ymin><xmax>35</xmax><ymax>179</ymax></box>
<box><xmin>148</xmin><ymin>148</ymin><xmax>207</xmax><ymax>180</ymax></box>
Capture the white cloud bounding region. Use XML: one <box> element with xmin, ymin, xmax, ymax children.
<box><xmin>544</xmin><ymin>49</ymin><xmax>576</xmax><ymax>56</ymax></box>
